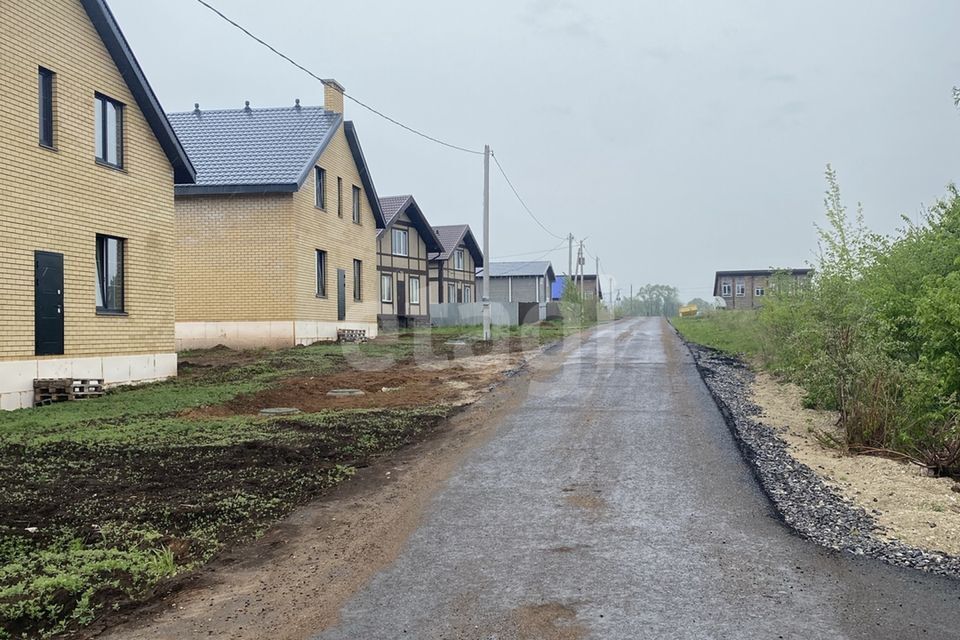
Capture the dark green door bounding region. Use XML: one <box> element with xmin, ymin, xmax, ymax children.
<box><xmin>337</xmin><ymin>269</ymin><xmax>346</xmax><ymax>321</ymax></box>
<box><xmin>35</xmin><ymin>251</ymin><xmax>64</xmax><ymax>356</ymax></box>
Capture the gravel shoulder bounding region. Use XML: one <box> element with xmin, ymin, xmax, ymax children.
<box><xmin>752</xmin><ymin>370</ymin><xmax>960</xmax><ymax>558</ymax></box>
<box><xmin>687</xmin><ymin>342</ymin><xmax>960</xmax><ymax>578</ymax></box>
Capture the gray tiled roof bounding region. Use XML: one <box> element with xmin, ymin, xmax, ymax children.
<box><xmin>477</xmin><ymin>261</ymin><xmax>554</xmax><ymax>278</ymax></box>
<box><xmin>167</xmin><ymin>105</ymin><xmax>342</xmax><ymax>189</ymax></box>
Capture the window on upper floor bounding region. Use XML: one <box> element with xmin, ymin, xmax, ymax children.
<box><xmin>755</xmin><ymin>287</ymin><xmax>765</xmax><ymax>297</ymax></box>
<box><xmin>721</xmin><ymin>281</ymin><xmax>731</xmax><ymax>296</ymax></box>
<box><xmin>337</xmin><ymin>177</ymin><xmax>343</xmax><ymax>217</ymax></box>
<box><xmin>735</xmin><ymin>280</ymin><xmax>745</xmax><ymax>296</ymax></box>
<box><xmin>352</xmin><ymin>185</ymin><xmax>361</xmax><ymax>223</ymax></box>
<box><xmin>39</xmin><ymin>67</ymin><xmax>54</xmax><ymax>148</ymax></box>
<box><xmin>454</xmin><ymin>249</ymin><xmax>465</xmax><ymax>270</ymax></box>
<box><xmin>95</xmin><ymin>93</ymin><xmax>123</xmax><ymax>168</ymax></box>
<box><xmin>95</xmin><ymin>235</ymin><xmax>124</xmax><ymax>313</ymax></box>
<box><xmin>392</xmin><ymin>228</ymin><xmax>408</xmax><ymax>256</ymax></box>
<box><xmin>315</xmin><ymin>167</ymin><xmax>326</xmax><ymax>209</ymax></box>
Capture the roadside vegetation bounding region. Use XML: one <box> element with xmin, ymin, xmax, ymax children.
<box><xmin>0</xmin><ymin>322</ymin><xmax>572</xmax><ymax>639</ymax></box>
<box><xmin>675</xmin><ymin>166</ymin><xmax>960</xmax><ymax>478</ymax></box>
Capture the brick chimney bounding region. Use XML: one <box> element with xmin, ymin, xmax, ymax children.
<box><xmin>323</xmin><ymin>79</ymin><xmax>345</xmax><ymax>114</ymax></box>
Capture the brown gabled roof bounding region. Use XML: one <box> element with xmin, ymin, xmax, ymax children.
<box><xmin>377</xmin><ymin>195</ymin><xmax>444</xmax><ymax>253</ymax></box>
<box><xmin>431</xmin><ymin>224</ymin><xmax>484</xmax><ymax>267</ymax></box>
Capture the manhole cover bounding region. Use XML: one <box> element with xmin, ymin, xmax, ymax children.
<box><xmin>326</xmin><ymin>388</ymin><xmax>366</xmax><ymax>397</ymax></box>
<box><xmin>259</xmin><ymin>407</ymin><xmax>301</xmax><ymax>416</ymax></box>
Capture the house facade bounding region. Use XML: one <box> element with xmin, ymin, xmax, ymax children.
<box><xmin>552</xmin><ymin>275</ymin><xmax>603</xmax><ymax>302</ymax></box>
<box><xmin>429</xmin><ymin>225</ymin><xmax>483</xmax><ymax>304</ymax></box>
<box><xmin>0</xmin><ymin>0</ymin><xmax>196</xmax><ymax>410</ymax></box>
<box><xmin>713</xmin><ymin>269</ymin><xmax>812</xmax><ymax>310</ymax></box>
<box><xmin>478</xmin><ymin>261</ymin><xmax>556</xmax><ymax>303</ymax></box>
<box><xmin>169</xmin><ymin>82</ymin><xmax>385</xmax><ymax>350</ymax></box>
<box><xmin>376</xmin><ymin>195</ymin><xmax>443</xmax><ymax>328</ymax></box>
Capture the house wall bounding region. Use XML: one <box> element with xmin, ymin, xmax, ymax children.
<box><xmin>429</xmin><ymin>247</ymin><xmax>476</xmax><ymax>304</ymax></box>
<box><xmin>482</xmin><ymin>275</ymin><xmax>551</xmax><ymax>303</ymax></box>
<box><xmin>717</xmin><ymin>273</ymin><xmax>809</xmax><ymax>310</ymax></box>
<box><xmin>174</xmin><ymin>124</ymin><xmax>379</xmax><ymax>350</ymax></box>
<box><xmin>377</xmin><ymin>211</ymin><xmax>430</xmax><ymax>320</ymax></box>
<box><xmin>0</xmin><ymin>0</ymin><xmax>179</xmax><ymax>409</ymax></box>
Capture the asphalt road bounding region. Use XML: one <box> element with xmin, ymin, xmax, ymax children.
<box><xmin>315</xmin><ymin>317</ymin><xmax>960</xmax><ymax>640</ymax></box>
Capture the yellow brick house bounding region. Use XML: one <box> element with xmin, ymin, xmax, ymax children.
<box><xmin>168</xmin><ymin>82</ymin><xmax>385</xmax><ymax>349</ymax></box>
<box><xmin>0</xmin><ymin>0</ymin><xmax>197</xmax><ymax>409</ymax></box>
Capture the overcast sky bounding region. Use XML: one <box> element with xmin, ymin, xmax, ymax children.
<box><xmin>111</xmin><ymin>0</ymin><xmax>960</xmax><ymax>302</ymax></box>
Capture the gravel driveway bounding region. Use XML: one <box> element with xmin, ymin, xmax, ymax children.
<box><xmin>314</xmin><ymin>317</ymin><xmax>960</xmax><ymax>640</ymax></box>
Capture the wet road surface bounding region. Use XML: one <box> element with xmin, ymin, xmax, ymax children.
<box><xmin>315</xmin><ymin>317</ymin><xmax>960</xmax><ymax>639</ymax></box>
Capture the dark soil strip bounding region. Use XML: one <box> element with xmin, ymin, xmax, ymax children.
<box><xmin>684</xmin><ymin>340</ymin><xmax>960</xmax><ymax>579</ymax></box>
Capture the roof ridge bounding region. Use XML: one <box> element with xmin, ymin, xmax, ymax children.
<box><xmin>167</xmin><ymin>104</ymin><xmax>334</xmax><ymax>117</ymax></box>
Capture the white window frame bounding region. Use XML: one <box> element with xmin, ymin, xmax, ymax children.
<box><xmin>392</xmin><ymin>228</ymin><xmax>408</xmax><ymax>256</ymax></box>
<box><xmin>447</xmin><ymin>283</ymin><xmax>457</xmax><ymax>303</ymax></box>
<box><xmin>454</xmin><ymin>249</ymin><xmax>465</xmax><ymax>270</ymax></box>
<box><xmin>381</xmin><ymin>274</ymin><xmax>393</xmax><ymax>303</ymax></box>
<box><xmin>721</xmin><ymin>281</ymin><xmax>731</xmax><ymax>296</ymax></box>
<box><xmin>409</xmin><ymin>277</ymin><xmax>420</xmax><ymax>304</ymax></box>
<box><xmin>754</xmin><ymin>287</ymin><xmax>765</xmax><ymax>297</ymax></box>
<box><xmin>315</xmin><ymin>167</ymin><xmax>326</xmax><ymax>209</ymax></box>
<box><xmin>735</xmin><ymin>280</ymin><xmax>745</xmax><ymax>297</ymax></box>
<box><xmin>463</xmin><ymin>284</ymin><xmax>472</xmax><ymax>303</ymax></box>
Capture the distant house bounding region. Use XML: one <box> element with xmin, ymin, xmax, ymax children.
<box><xmin>430</xmin><ymin>225</ymin><xmax>483</xmax><ymax>304</ymax></box>
<box><xmin>477</xmin><ymin>261</ymin><xmax>555</xmax><ymax>303</ymax></box>
<box><xmin>1</xmin><ymin>0</ymin><xmax>196</xmax><ymax>409</ymax></box>
<box><xmin>168</xmin><ymin>81</ymin><xmax>385</xmax><ymax>349</ymax></box>
<box><xmin>713</xmin><ymin>269</ymin><xmax>812</xmax><ymax>310</ymax></box>
<box><xmin>376</xmin><ymin>195</ymin><xmax>444</xmax><ymax>328</ymax></box>
<box><xmin>552</xmin><ymin>275</ymin><xmax>603</xmax><ymax>302</ymax></box>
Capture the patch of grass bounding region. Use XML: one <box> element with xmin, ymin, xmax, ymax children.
<box><xmin>671</xmin><ymin>311</ymin><xmax>762</xmax><ymax>357</ymax></box>
<box><xmin>0</xmin><ymin>323</ymin><xmax>580</xmax><ymax>638</ymax></box>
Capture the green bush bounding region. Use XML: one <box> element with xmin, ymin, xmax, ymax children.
<box><xmin>757</xmin><ymin>170</ymin><xmax>960</xmax><ymax>473</ymax></box>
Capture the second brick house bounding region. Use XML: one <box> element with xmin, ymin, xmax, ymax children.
<box><xmin>168</xmin><ymin>82</ymin><xmax>385</xmax><ymax>349</ymax></box>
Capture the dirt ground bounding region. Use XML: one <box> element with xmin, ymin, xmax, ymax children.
<box><xmin>186</xmin><ymin>353</ymin><xmax>525</xmax><ymax>417</ymax></box>
<box><xmin>88</xmin><ymin>344</ymin><xmax>567</xmax><ymax>640</ymax></box>
<box><xmin>751</xmin><ymin>371</ymin><xmax>960</xmax><ymax>557</ymax></box>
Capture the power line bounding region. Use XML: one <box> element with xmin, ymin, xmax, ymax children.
<box><xmin>493</xmin><ymin>245</ymin><xmax>568</xmax><ymax>259</ymax></box>
<box><xmin>193</xmin><ymin>0</ymin><xmax>484</xmax><ymax>156</ymax></box>
<box><xmin>484</xmin><ymin>239</ymin><xmax>568</xmax><ymax>275</ymax></box>
<box><xmin>490</xmin><ymin>152</ymin><xmax>567</xmax><ymax>241</ymax></box>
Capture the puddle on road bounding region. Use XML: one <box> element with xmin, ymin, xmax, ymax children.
<box><xmin>512</xmin><ymin>602</ymin><xmax>587</xmax><ymax>640</ymax></box>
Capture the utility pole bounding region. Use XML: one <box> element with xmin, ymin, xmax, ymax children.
<box><xmin>578</xmin><ymin>241</ymin><xmax>585</xmax><ymax>300</ymax></box>
<box><xmin>482</xmin><ymin>144</ymin><xmax>491</xmax><ymax>341</ymax></box>
<box><xmin>567</xmin><ymin>233</ymin><xmax>574</xmax><ymax>278</ymax></box>
<box><xmin>595</xmin><ymin>256</ymin><xmax>601</xmax><ymax>321</ymax></box>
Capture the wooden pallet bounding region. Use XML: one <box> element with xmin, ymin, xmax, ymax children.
<box><xmin>34</xmin><ymin>378</ymin><xmax>105</xmax><ymax>405</ymax></box>
<box><xmin>70</xmin><ymin>379</ymin><xmax>104</xmax><ymax>400</ymax></box>
<box><xmin>337</xmin><ymin>329</ymin><xmax>368</xmax><ymax>343</ymax></box>
<box><xmin>34</xmin><ymin>378</ymin><xmax>72</xmax><ymax>406</ymax></box>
